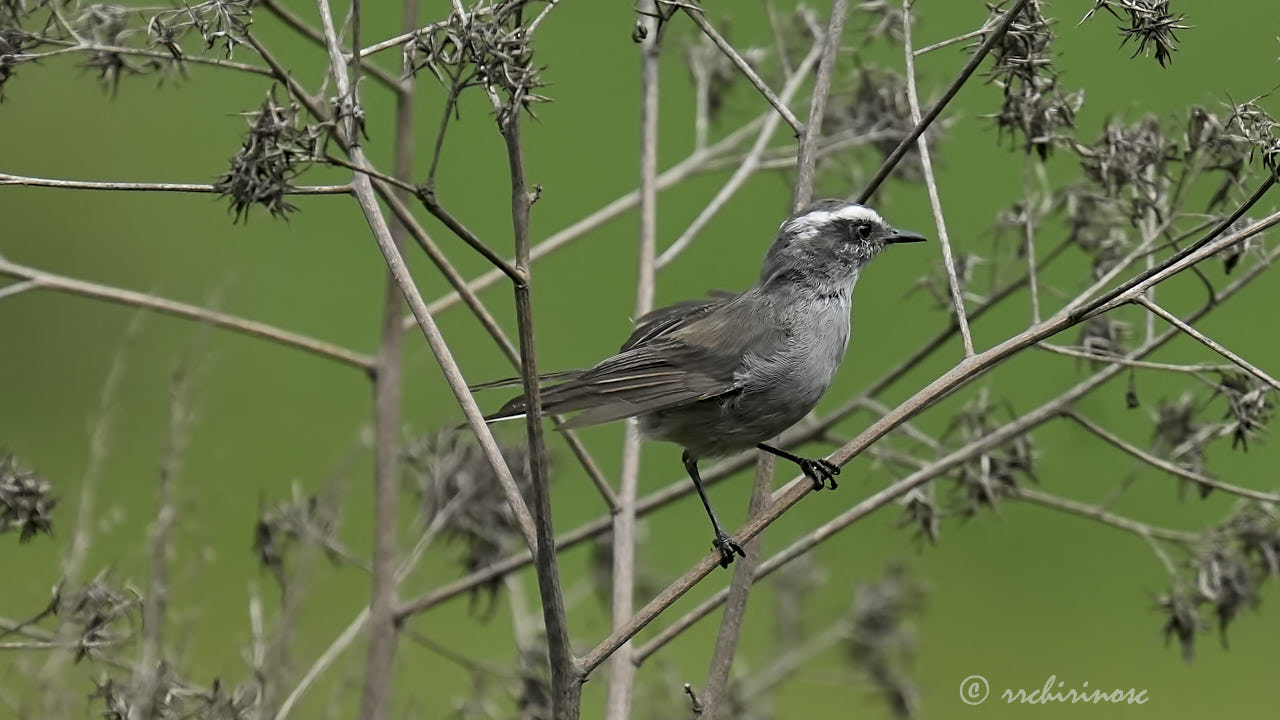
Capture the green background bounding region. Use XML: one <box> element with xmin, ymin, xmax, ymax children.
<box><xmin>3</xmin><ymin>1</ymin><xmax>1279</xmax><ymax>717</ymax></box>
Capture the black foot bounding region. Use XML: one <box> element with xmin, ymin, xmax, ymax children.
<box><xmin>799</xmin><ymin>458</ymin><xmax>841</xmax><ymax>491</ymax></box>
<box><xmin>712</xmin><ymin>532</ymin><xmax>745</xmax><ymax>568</ymax></box>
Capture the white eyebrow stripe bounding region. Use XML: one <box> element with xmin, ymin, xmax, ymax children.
<box><xmin>784</xmin><ymin>204</ymin><xmax>883</xmax><ymax>233</ymax></box>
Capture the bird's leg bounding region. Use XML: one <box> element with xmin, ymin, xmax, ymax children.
<box><xmin>755</xmin><ymin>443</ymin><xmax>841</xmax><ymax>490</ymax></box>
<box><xmin>683</xmin><ymin>451</ymin><xmax>744</xmax><ymax>568</ymax></box>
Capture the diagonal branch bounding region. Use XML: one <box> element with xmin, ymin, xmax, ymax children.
<box><xmin>1134</xmin><ymin>294</ymin><xmax>1280</xmax><ymax>391</ymax></box>
<box><xmin>902</xmin><ymin>0</ymin><xmax>974</xmax><ymax>355</ymax></box>
<box><xmin>0</xmin><ymin>257</ymin><xmax>375</xmax><ymax>373</ymax></box>
<box><xmin>680</xmin><ymin>4</ymin><xmax>803</xmax><ymax>136</ymax></box>
<box><xmin>1063</xmin><ymin>411</ymin><xmax>1280</xmax><ymax>504</ymax></box>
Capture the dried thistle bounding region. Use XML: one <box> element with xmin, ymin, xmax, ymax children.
<box><xmin>1192</xmin><ymin>545</ymin><xmax>1257</xmax><ymax>643</ymax></box>
<box><xmin>1079</xmin><ymin>116</ymin><xmax>1176</xmax><ymax>222</ymax></box>
<box><xmin>1219</xmin><ymin>503</ymin><xmax>1280</xmax><ymax>576</ymax></box>
<box><xmin>0</xmin><ymin>451</ymin><xmax>56</xmax><ymax>541</ymax></box>
<box><xmin>1082</xmin><ymin>0</ymin><xmax>1190</xmax><ymax>67</ymax></box>
<box><xmin>986</xmin><ymin>1</ymin><xmax>1083</xmax><ymax>158</ymax></box>
<box><xmin>57</xmin><ymin>574</ymin><xmax>142</xmax><ymax>661</ymax></box>
<box><xmin>214</xmin><ymin>87</ymin><xmax>323</xmax><ymax>222</ymax></box>
<box><xmin>1058</xmin><ymin>186</ymin><xmax>1129</xmax><ymax>265</ymax></box>
<box><xmin>1222</xmin><ymin>98</ymin><xmax>1280</xmax><ymax>174</ymax></box>
<box><xmin>821</xmin><ymin>66</ymin><xmax>942</xmax><ymax>184</ymax></box>
<box><xmin>402</xmin><ymin>426</ymin><xmax>537</xmax><ymax>613</ymax></box>
<box><xmin>405</xmin><ymin>2</ymin><xmax>550</xmax><ymax>125</ymax></box>
<box><xmin>1214</xmin><ymin>373</ymin><xmax>1273</xmax><ymax>451</ymax></box>
<box><xmin>944</xmin><ymin>390</ymin><xmax>1036</xmax><ymax>516</ymax></box>
<box><xmin>1155</xmin><ymin>588</ymin><xmax>1204</xmax><ymax>662</ymax></box>
<box><xmin>844</xmin><ymin>564</ymin><xmax>925</xmax><ymax>718</ymax></box>
<box><xmin>895</xmin><ymin>487</ymin><xmax>941</xmax><ymax>546</ymax></box>
<box><xmin>253</xmin><ymin>480</ymin><xmax>356</xmax><ymax>592</ymax></box>
<box><xmin>146</xmin><ymin>0</ymin><xmax>252</xmax><ymax>60</ymax></box>
<box><xmin>1151</xmin><ymin>394</ymin><xmax>1211</xmax><ymax>492</ymax></box>
<box><xmin>1077</xmin><ymin>315</ymin><xmax>1129</xmax><ymax>361</ymax></box>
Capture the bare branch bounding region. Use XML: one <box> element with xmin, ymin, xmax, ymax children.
<box><xmin>681</xmin><ymin>4</ymin><xmax>803</xmax><ymax>135</ymax></box>
<box><xmin>1135</xmin><ymin>295</ymin><xmax>1280</xmax><ymax>391</ymax></box>
<box><xmin>0</xmin><ymin>173</ymin><xmax>349</xmax><ymax>195</ymax></box>
<box><xmin>902</xmin><ymin>0</ymin><xmax>974</xmax><ymax>355</ymax></box>
<box><xmin>0</xmin><ymin>258</ymin><xmax>375</xmax><ymax>372</ymax></box>
<box><xmin>1064</xmin><ymin>411</ymin><xmax>1280</xmax><ymax>504</ymax></box>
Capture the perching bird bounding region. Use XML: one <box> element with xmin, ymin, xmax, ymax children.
<box><xmin>479</xmin><ymin>199</ymin><xmax>925</xmax><ymax>567</ymax></box>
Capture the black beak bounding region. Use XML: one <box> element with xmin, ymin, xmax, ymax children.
<box><xmin>885</xmin><ymin>229</ymin><xmax>928</xmax><ymax>245</ymax></box>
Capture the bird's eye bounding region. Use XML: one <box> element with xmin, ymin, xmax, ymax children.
<box><xmin>854</xmin><ymin>223</ymin><xmax>872</xmax><ymax>241</ymax></box>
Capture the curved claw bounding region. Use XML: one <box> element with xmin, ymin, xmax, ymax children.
<box><xmin>712</xmin><ymin>532</ymin><xmax>746</xmax><ymax>568</ymax></box>
<box><xmin>799</xmin><ymin>458</ymin><xmax>841</xmax><ymax>491</ymax></box>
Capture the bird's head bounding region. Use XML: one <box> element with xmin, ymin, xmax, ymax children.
<box><xmin>761</xmin><ymin>199</ymin><xmax>926</xmax><ymax>287</ymax></box>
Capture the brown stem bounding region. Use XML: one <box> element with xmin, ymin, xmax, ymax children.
<box><xmin>500</xmin><ymin>99</ymin><xmax>581</xmax><ymax>719</ymax></box>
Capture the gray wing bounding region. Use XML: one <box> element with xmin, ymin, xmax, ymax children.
<box><xmin>487</xmin><ymin>291</ymin><xmax>789</xmax><ymax>428</ymax></box>
<box><xmin>620</xmin><ymin>291</ymin><xmax>736</xmax><ymax>351</ymax></box>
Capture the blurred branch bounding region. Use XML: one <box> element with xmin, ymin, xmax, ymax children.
<box><xmin>605</xmin><ymin>6</ymin><xmax>662</xmax><ymax>717</ymax></box>
<box><xmin>260</xmin><ymin>0</ymin><xmax>407</xmax><ymax>94</ymax></box>
<box><xmin>656</xmin><ymin>36</ymin><xmax>824</xmax><ymax>270</ymax></box>
<box><xmin>0</xmin><ymin>258</ymin><xmax>376</xmax><ymax>372</ymax></box>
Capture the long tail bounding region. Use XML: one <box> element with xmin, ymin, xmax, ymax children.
<box><xmin>474</xmin><ymin>370</ymin><xmax>586</xmax><ymax>424</ymax></box>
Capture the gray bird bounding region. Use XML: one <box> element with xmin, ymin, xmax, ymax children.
<box><xmin>479</xmin><ymin>199</ymin><xmax>925</xmax><ymax>567</ymax></box>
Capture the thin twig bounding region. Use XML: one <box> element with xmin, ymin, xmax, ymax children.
<box><xmin>902</xmin><ymin>0</ymin><xmax>974</xmax><ymax>355</ymax></box>
<box><xmin>680</xmin><ymin>4</ymin><xmax>803</xmax><ymax>135</ymax></box>
<box><xmin>1038</xmin><ymin>343</ymin><xmax>1235</xmax><ymax>375</ymax></box>
<box><xmin>15</xmin><ymin>42</ymin><xmax>274</xmax><ymax>76</ymax></box>
<box><xmin>1063</xmin><ymin>411</ymin><xmax>1280</xmax><ymax>504</ymax></box>
<box><xmin>0</xmin><ymin>258</ymin><xmax>376</xmax><ymax>373</ymax></box>
<box><xmin>0</xmin><ymin>173</ymin><xmax>350</xmax><ymax>194</ymax></box>
<box><xmin>260</xmin><ymin>0</ymin><xmax>406</xmax><ymax>93</ymax></box>
<box><xmin>1134</xmin><ymin>295</ymin><xmax>1280</xmax><ymax>391</ymax></box>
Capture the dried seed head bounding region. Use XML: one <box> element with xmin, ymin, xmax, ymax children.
<box><xmin>0</xmin><ymin>451</ymin><xmax>56</xmax><ymax>542</ymax></box>
<box><xmin>215</xmin><ymin>88</ymin><xmax>323</xmax><ymax>222</ymax></box>
<box><xmin>822</xmin><ymin>66</ymin><xmax>943</xmax><ymax>184</ymax></box>
<box><xmin>405</xmin><ymin>2</ymin><xmax>549</xmax><ymax>125</ymax></box>
<box><xmin>944</xmin><ymin>390</ymin><xmax>1036</xmax><ymax>516</ymax></box>
<box><xmin>403</xmin><ymin>426</ymin><xmax>538</xmax><ymax>613</ymax></box>
<box><xmin>1080</xmin><ymin>116</ymin><xmax>1176</xmax><ymax>223</ymax></box>
<box><xmin>1155</xmin><ymin>588</ymin><xmax>1204</xmax><ymax>662</ymax></box>
<box><xmin>1077</xmin><ymin>316</ymin><xmax>1130</xmax><ymax>361</ymax></box>
<box><xmin>59</xmin><ymin>574</ymin><xmax>142</xmax><ymax>661</ymax></box>
<box><xmin>986</xmin><ymin>1</ymin><xmax>1083</xmax><ymax>158</ymax></box>
<box><xmin>1151</xmin><ymin>394</ymin><xmax>1211</xmax><ymax>493</ymax></box>
<box><xmin>1192</xmin><ymin>545</ymin><xmax>1257</xmax><ymax>643</ymax></box>
<box><xmin>1083</xmin><ymin>0</ymin><xmax>1190</xmax><ymax>68</ymax></box>
<box><xmin>1215</xmin><ymin>373</ymin><xmax>1273</xmax><ymax>451</ymax></box>
<box><xmin>845</xmin><ymin>563</ymin><xmax>925</xmax><ymax>718</ymax></box>
<box><xmin>253</xmin><ymin>480</ymin><xmax>352</xmax><ymax>592</ymax></box>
